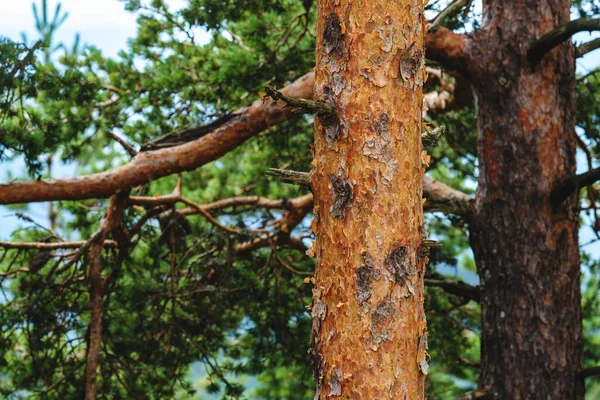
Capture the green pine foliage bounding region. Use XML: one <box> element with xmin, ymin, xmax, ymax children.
<box><xmin>0</xmin><ymin>0</ymin><xmax>599</xmax><ymax>398</ymax></box>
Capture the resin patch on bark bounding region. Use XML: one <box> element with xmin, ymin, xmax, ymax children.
<box><xmin>329</xmin><ymin>174</ymin><xmax>352</xmax><ymax>219</ymax></box>
<box><xmin>385</xmin><ymin>246</ymin><xmax>413</xmax><ymax>284</ymax></box>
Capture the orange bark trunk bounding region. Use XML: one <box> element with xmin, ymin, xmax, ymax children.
<box><xmin>309</xmin><ymin>0</ymin><xmax>428</xmax><ymax>398</ymax></box>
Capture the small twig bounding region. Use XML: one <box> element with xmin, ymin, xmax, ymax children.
<box><xmin>429</xmin><ymin>0</ymin><xmax>471</xmax><ymax>30</ymax></box>
<box><xmin>266</xmin><ymin>168</ymin><xmax>311</xmax><ymax>187</ymax></box>
<box><xmin>106</xmin><ymin>131</ymin><xmax>137</xmax><ymax>158</ymax></box>
<box><xmin>422</xmin><ymin>126</ymin><xmax>446</xmax><ymax>147</ymax></box>
<box><xmin>576</xmin><ymin>37</ymin><xmax>600</xmax><ymax>58</ymax></box>
<box><xmin>264</xmin><ymin>85</ymin><xmax>334</xmax><ymax>117</ymax></box>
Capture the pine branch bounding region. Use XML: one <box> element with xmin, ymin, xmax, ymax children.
<box><xmin>577</xmin><ymin>366</ymin><xmax>600</xmax><ymax>380</ymax></box>
<box><xmin>528</xmin><ymin>18</ymin><xmax>600</xmax><ymax>68</ymax></box>
<box><xmin>550</xmin><ymin>167</ymin><xmax>600</xmax><ymax>207</ymax></box>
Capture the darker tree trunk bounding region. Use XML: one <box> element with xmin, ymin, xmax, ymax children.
<box><xmin>468</xmin><ymin>0</ymin><xmax>584</xmax><ymax>398</ymax></box>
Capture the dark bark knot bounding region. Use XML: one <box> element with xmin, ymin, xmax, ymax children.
<box><xmin>385</xmin><ymin>246</ymin><xmax>413</xmax><ymax>285</ymax></box>
<box><xmin>373</xmin><ymin>113</ymin><xmax>389</xmax><ymax>136</ymax></box>
<box><xmin>399</xmin><ymin>43</ymin><xmax>423</xmax><ymax>84</ymax></box>
<box><xmin>323</xmin><ymin>13</ymin><xmax>345</xmax><ymax>57</ymax></box>
<box><xmin>321</xmin><ymin>85</ymin><xmax>341</xmax><ymax>145</ymax></box>
<box><xmin>355</xmin><ymin>254</ymin><xmax>374</xmax><ymax>305</ymax></box>
<box><xmin>371</xmin><ymin>300</ymin><xmax>394</xmax><ymax>344</ymax></box>
<box><xmin>329</xmin><ymin>174</ymin><xmax>352</xmax><ymax>219</ymax></box>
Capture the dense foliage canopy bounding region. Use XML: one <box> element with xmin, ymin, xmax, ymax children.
<box><xmin>0</xmin><ymin>0</ymin><xmax>599</xmax><ymax>398</ymax></box>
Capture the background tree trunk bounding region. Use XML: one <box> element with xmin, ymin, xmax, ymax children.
<box><xmin>309</xmin><ymin>0</ymin><xmax>428</xmax><ymax>397</ymax></box>
<box><xmin>468</xmin><ymin>0</ymin><xmax>584</xmax><ymax>398</ymax></box>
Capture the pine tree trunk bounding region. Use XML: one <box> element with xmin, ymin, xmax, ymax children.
<box><xmin>468</xmin><ymin>0</ymin><xmax>584</xmax><ymax>398</ymax></box>
<box><xmin>309</xmin><ymin>0</ymin><xmax>428</xmax><ymax>398</ymax></box>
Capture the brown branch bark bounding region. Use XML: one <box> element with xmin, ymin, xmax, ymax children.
<box><xmin>577</xmin><ymin>366</ymin><xmax>600</xmax><ymax>380</ymax></box>
<box><xmin>234</xmin><ymin>193</ymin><xmax>313</xmax><ymax>254</ymax></box>
<box><xmin>85</xmin><ymin>191</ymin><xmax>129</xmax><ymax>400</ymax></box>
<box><xmin>528</xmin><ymin>18</ymin><xmax>600</xmax><ymax>68</ymax></box>
<box><xmin>425</xmin><ymin>271</ymin><xmax>480</xmax><ymax>302</ymax></box>
<box><xmin>426</xmin><ymin>27</ymin><xmax>472</xmax><ymax>79</ymax></box>
<box><xmin>0</xmin><ymin>72</ymin><xmax>314</xmax><ymax>205</ymax></box>
<box><xmin>550</xmin><ymin>167</ymin><xmax>600</xmax><ymax>207</ymax></box>
<box><xmin>576</xmin><ymin>37</ymin><xmax>600</xmax><ymax>58</ymax></box>
<box><xmin>0</xmin><ymin>28</ymin><xmax>469</xmax><ymax>206</ymax></box>
<box><xmin>266</xmin><ymin>169</ymin><xmax>471</xmax><ymax>216</ymax></box>
<box><xmin>429</xmin><ymin>0</ymin><xmax>472</xmax><ymax>30</ymax></box>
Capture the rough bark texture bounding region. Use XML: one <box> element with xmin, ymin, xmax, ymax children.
<box><xmin>468</xmin><ymin>0</ymin><xmax>584</xmax><ymax>398</ymax></box>
<box><xmin>309</xmin><ymin>1</ymin><xmax>427</xmax><ymax>398</ymax></box>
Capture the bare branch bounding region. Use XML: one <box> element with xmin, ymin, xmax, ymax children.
<box><xmin>577</xmin><ymin>366</ymin><xmax>600</xmax><ymax>380</ymax></box>
<box><xmin>106</xmin><ymin>130</ymin><xmax>137</xmax><ymax>158</ymax></box>
<box><xmin>576</xmin><ymin>37</ymin><xmax>600</xmax><ymax>58</ymax></box>
<box><xmin>425</xmin><ymin>271</ymin><xmax>480</xmax><ymax>302</ymax></box>
<box><xmin>426</xmin><ymin>27</ymin><xmax>472</xmax><ymax>79</ymax></box>
<box><xmin>528</xmin><ymin>18</ymin><xmax>600</xmax><ymax>68</ymax></box>
<box><xmin>265</xmin><ymin>85</ymin><xmax>334</xmax><ymax>117</ymax></box>
<box><xmin>550</xmin><ymin>167</ymin><xmax>600</xmax><ymax>207</ymax></box>
<box><xmin>266</xmin><ymin>169</ymin><xmax>472</xmax><ymax>216</ymax></box>
<box><xmin>266</xmin><ymin>168</ymin><xmax>311</xmax><ymax>187</ymax></box>
<box><xmin>0</xmin><ymin>72</ymin><xmax>314</xmax><ymax>205</ymax></box>
<box><xmin>0</xmin><ymin>29</ymin><xmax>469</xmax><ymax>206</ymax></box>
<box><xmin>429</xmin><ymin>0</ymin><xmax>471</xmax><ymax>30</ymax></box>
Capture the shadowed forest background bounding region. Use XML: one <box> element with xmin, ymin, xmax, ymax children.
<box><xmin>1</xmin><ymin>0</ymin><xmax>600</xmax><ymax>399</ymax></box>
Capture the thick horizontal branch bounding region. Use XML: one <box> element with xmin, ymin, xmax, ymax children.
<box><xmin>0</xmin><ymin>72</ymin><xmax>314</xmax><ymax>205</ymax></box>
<box><xmin>550</xmin><ymin>167</ymin><xmax>600</xmax><ymax>207</ymax></box>
<box><xmin>266</xmin><ymin>169</ymin><xmax>472</xmax><ymax>216</ymax></box>
<box><xmin>577</xmin><ymin>366</ymin><xmax>600</xmax><ymax>380</ymax></box>
<box><xmin>425</xmin><ymin>27</ymin><xmax>472</xmax><ymax>79</ymax></box>
<box><xmin>423</xmin><ymin>175</ymin><xmax>472</xmax><ymax>216</ymax></box>
<box><xmin>576</xmin><ymin>37</ymin><xmax>600</xmax><ymax>58</ymax></box>
<box><xmin>0</xmin><ymin>26</ymin><xmax>468</xmax><ymax>206</ymax></box>
<box><xmin>528</xmin><ymin>18</ymin><xmax>600</xmax><ymax>68</ymax></box>
<box><xmin>425</xmin><ymin>271</ymin><xmax>480</xmax><ymax>302</ymax></box>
